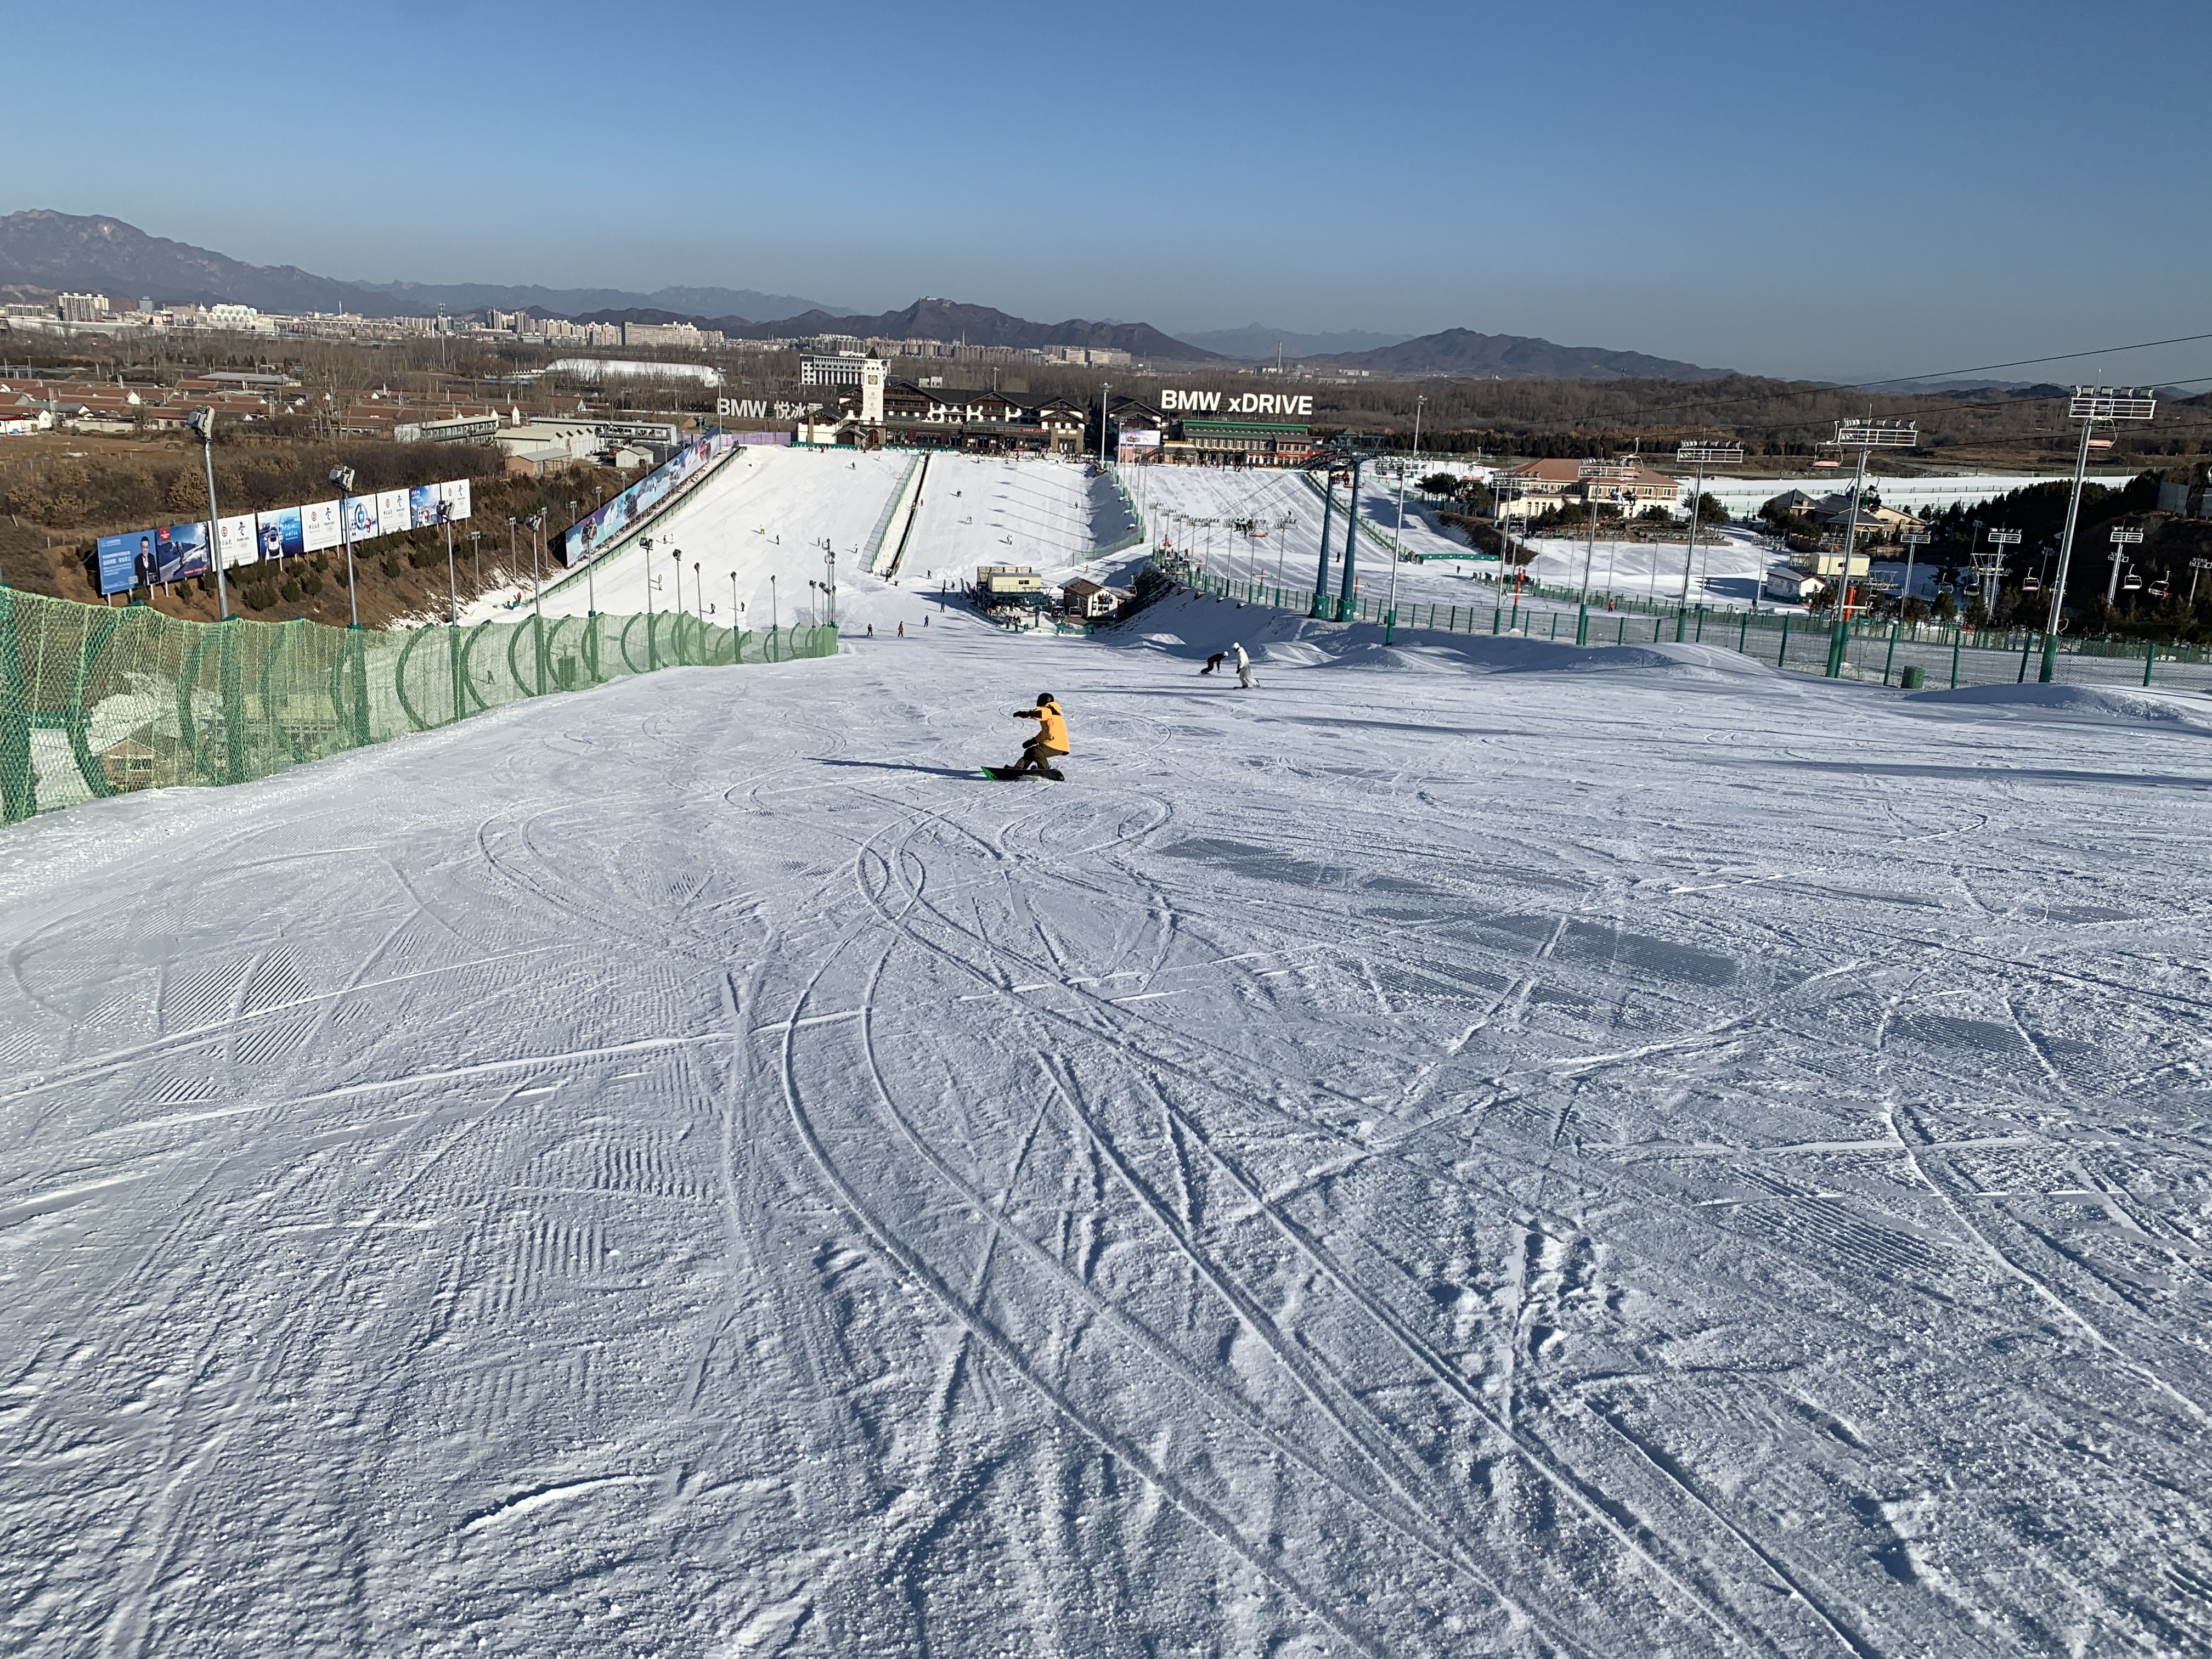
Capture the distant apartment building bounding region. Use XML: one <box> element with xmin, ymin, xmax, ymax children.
<box><xmin>57</xmin><ymin>292</ymin><xmax>109</xmax><ymax>321</ymax></box>
<box><xmin>799</xmin><ymin>354</ymin><xmax>869</xmax><ymax>388</ymax></box>
<box><xmin>624</xmin><ymin>319</ymin><xmax>726</xmax><ymax>350</ymax></box>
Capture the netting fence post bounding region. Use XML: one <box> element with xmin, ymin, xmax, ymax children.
<box><xmin>219</xmin><ymin>620</ymin><xmax>246</xmax><ymax>784</ymax></box>
<box><xmin>2145</xmin><ymin>639</ymin><xmax>2156</xmax><ymax>687</ymax></box>
<box><xmin>1950</xmin><ymin>633</ymin><xmax>1962</xmax><ymax>690</ymax></box>
<box><xmin>1778</xmin><ymin>615</ymin><xmax>1791</xmax><ymax>667</ymax></box>
<box><xmin>0</xmin><ymin>587</ymin><xmax>34</xmax><ymax>822</ymax></box>
<box><xmin>1882</xmin><ymin>622</ymin><xmax>1899</xmax><ymax>686</ymax></box>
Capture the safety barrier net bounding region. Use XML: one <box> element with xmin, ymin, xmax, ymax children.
<box><xmin>0</xmin><ymin>588</ymin><xmax>836</xmax><ymax>828</ymax></box>
<box><xmin>1153</xmin><ymin>552</ymin><xmax>2212</xmax><ymax>696</ymax></box>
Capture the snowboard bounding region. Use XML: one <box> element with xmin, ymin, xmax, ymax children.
<box><xmin>980</xmin><ymin>766</ymin><xmax>1065</xmax><ymax>782</ymax></box>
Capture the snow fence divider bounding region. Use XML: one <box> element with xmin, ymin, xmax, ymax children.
<box><xmin>0</xmin><ymin>586</ymin><xmax>836</xmax><ymax>828</ymax></box>
<box><xmin>1153</xmin><ymin>552</ymin><xmax>2212</xmax><ymax>696</ymax></box>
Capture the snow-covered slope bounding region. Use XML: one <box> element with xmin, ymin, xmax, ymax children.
<box><xmin>3</xmin><ymin>596</ymin><xmax>2208</xmax><ymax>1657</ymax></box>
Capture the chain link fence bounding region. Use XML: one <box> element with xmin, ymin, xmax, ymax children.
<box><xmin>1152</xmin><ymin>552</ymin><xmax>2212</xmax><ymax>696</ymax></box>
<box><xmin>0</xmin><ymin>588</ymin><xmax>836</xmax><ymax>828</ymax></box>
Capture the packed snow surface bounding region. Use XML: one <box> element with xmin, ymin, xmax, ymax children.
<box><xmin>4</xmin><ymin>589</ymin><xmax>2211</xmax><ymax>1656</ymax></box>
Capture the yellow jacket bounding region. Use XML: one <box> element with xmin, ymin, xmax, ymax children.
<box><xmin>1019</xmin><ymin>700</ymin><xmax>1070</xmax><ymax>754</ymax></box>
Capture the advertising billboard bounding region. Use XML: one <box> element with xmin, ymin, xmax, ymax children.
<box><xmin>345</xmin><ymin>494</ymin><xmax>381</xmax><ymax>543</ymax></box>
<box><xmin>89</xmin><ymin>478</ymin><xmax>472</xmax><ymax>595</ymax></box>
<box><xmin>97</xmin><ymin>529</ymin><xmax>161</xmax><ymax>595</ymax></box>
<box><xmin>301</xmin><ymin>499</ymin><xmax>340</xmax><ymax>552</ymax></box>
<box><xmin>156</xmin><ymin>521</ymin><xmax>212</xmax><ymax>583</ymax></box>
<box><xmin>257</xmin><ymin>506</ymin><xmax>304</xmax><ymax>562</ymax></box>
<box><xmin>217</xmin><ymin>514</ymin><xmax>259</xmax><ymax>570</ymax></box>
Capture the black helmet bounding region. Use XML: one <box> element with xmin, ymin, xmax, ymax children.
<box><xmin>1035</xmin><ymin>691</ymin><xmax>1056</xmax><ymax>704</ymax></box>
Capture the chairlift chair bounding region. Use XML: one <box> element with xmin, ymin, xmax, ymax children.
<box><xmin>2123</xmin><ymin>570</ymin><xmax>2143</xmax><ymax>592</ymax></box>
<box><xmin>2021</xmin><ymin>576</ymin><xmax>2041</xmax><ymax>594</ymax></box>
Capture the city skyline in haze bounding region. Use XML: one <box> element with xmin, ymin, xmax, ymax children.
<box><xmin>2</xmin><ymin>0</ymin><xmax>2207</xmax><ymax>389</ymax></box>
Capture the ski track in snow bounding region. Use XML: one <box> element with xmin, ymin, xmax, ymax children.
<box><xmin>3</xmin><ymin>455</ymin><xmax>2212</xmax><ymax>1658</ymax></box>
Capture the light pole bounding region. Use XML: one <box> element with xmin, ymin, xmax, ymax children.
<box><xmin>672</xmin><ymin>546</ymin><xmax>685</xmax><ymax>659</ymax></box>
<box><xmin>1674</xmin><ymin>440</ymin><xmax>1743</xmax><ymax>610</ymax></box>
<box><xmin>525</xmin><ymin>511</ymin><xmax>545</xmax><ymax>692</ymax></box>
<box><xmin>641</xmin><ymin>534</ymin><xmax>657</xmax><ymax>669</ymax></box>
<box><xmin>2042</xmin><ymin>387</ymin><xmax>2157</xmax><ymax>681</ymax></box>
<box><xmin>469</xmin><ymin>529</ymin><xmax>481</xmax><ymax>591</ymax></box>
<box><xmin>826</xmin><ymin>546</ymin><xmax>838</xmax><ymax>630</ymax></box>
<box><xmin>1817</xmin><ymin>418</ymin><xmax>1917</xmax><ymax>675</ymax></box>
<box><xmin>438</xmin><ymin>501</ymin><xmax>464</xmax><ymax>720</ymax></box>
<box><xmin>187</xmin><ymin>409</ymin><xmax>230</xmax><ymax>620</ymax></box>
<box><xmin>1575</xmin><ymin>458</ymin><xmax>1637</xmax><ymax>644</ymax></box>
<box><xmin>1097</xmin><ymin>382</ymin><xmax>1111</xmax><ymax>469</ymax></box>
<box><xmin>331</xmin><ymin>464</ymin><xmax>360</xmax><ymax>628</ymax></box>
<box><xmin>1385</xmin><ymin>396</ymin><xmax>1425</xmax><ymax>643</ymax></box>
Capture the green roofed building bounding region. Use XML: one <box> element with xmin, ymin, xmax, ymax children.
<box><xmin>1167</xmin><ymin>420</ymin><xmax>1316</xmax><ymax>467</ymax></box>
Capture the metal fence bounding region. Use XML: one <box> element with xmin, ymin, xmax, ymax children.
<box><xmin>1153</xmin><ymin>552</ymin><xmax>2212</xmax><ymax>695</ymax></box>
<box><xmin>0</xmin><ymin>587</ymin><xmax>836</xmax><ymax>828</ymax></box>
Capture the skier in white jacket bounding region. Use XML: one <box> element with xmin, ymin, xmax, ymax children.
<box><xmin>1233</xmin><ymin>641</ymin><xmax>1257</xmax><ymax>689</ymax></box>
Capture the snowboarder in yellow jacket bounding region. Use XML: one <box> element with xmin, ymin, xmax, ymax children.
<box><xmin>992</xmin><ymin>692</ymin><xmax>1069</xmax><ymax>781</ymax></box>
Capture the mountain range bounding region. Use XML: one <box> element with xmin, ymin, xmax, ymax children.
<box><xmin>1301</xmin><ymin>328</ymin><xmax>1730</xmax><ymax>382</ymax></box>
<box><xmin>0</xmin><ymin>208</ymin><xmax>1734</xmax><ymax>382</ymax></box>
<box><xmin>0</xmin><ymin>210</ymin><xmax>837</xmax><ymax>323</ymax></box>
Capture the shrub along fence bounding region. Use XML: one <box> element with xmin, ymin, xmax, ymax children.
<box><xmin>1153</xmin><ymin>552</ymin><xmax>2212</xmax><ymax>696</ymax></box>
<box><xmin>0</xmin><ymin>588</ymin><xmax>835</xmax><ymax>828</ymax></box>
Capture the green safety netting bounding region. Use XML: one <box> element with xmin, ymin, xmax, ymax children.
<box><xmin>0</xmin><ymin>588</ymin><xmax>836</xmax><ymax>828</ymax></box>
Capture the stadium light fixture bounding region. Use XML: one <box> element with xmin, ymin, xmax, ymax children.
<box><xmin>1674</xmin><ymin>440</ymin><xmax>1743</xmax><ymax>609</ymax></box>
<box><xmin>188</xmin><ymin>409</ymin><xmax>230</xmax><ymax>621</ymax></box>
<box><xmin>1816</xmin><ymin>420</ymin><xmax>1918</xmax><ymax>664</ymax></box>
<box><xmin>2105</xmin><ymin>524</ymin><xmax>2146</xmax><ymax>603</ymax></box>
<box><xmin>330</xmin><ymin>465</ymin><xmax>360</xmax><ymax>628</ymax></box>
<box><xmin>2042</xmin><ymin>387</ymin><xmax>2157</xmax><ymax>678</ymax></box>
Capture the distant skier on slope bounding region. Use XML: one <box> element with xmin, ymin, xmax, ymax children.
<box><xmin>985</xmin><ymin>692</ymin><xmax>1069</xmax><ymax>781</ymax></box>
<box><xmin>1201</xmin><ymin>651</ymin><xmax>1226</xmax><ymax>675</ymax></box>
<box><xmin>1233</xmin><ymin>642</ymin><xmax>1257</xmax><ymax>689</ymax></box>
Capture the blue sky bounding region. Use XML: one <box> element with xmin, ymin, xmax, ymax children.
<box><xmin>4</xmin><ymin>0</ymin><xmax>2207</xmax><ymax>382</ymax></box>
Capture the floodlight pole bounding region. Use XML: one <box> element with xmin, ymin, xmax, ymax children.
<box><xmin>333</xmin><ymin>465</ymin><xmax>360</xmax><ymax>629</ymax></box>
<box><xmin>1674</xmin><ymin>443</ymin><xmax>1742</xmax><ymax>611</ymax></box>
<box><xmin>642</xmin><ymin>534</ymin><xmax>657</xmax><ymax>669</ymax></box>
<box><xmin>189</xmin><ymin>409</ymin><xmax>229</xmax><ymax>620</ymax></box>
<box><xmin>1098</xmin><ymin>383</ymin><xmax>1110</xmax><ymax>469</ymax></box>
<box><xmin>2041</xmin><ymin>387</ymin><xmax>2157</xmax><ymax>681</ymax></box>
<box><xmin>1385</xmin><ymin>396</ymin><xmax>1424</xmax><ymax>644</ymax></box>
<box><xmin>1819</xmin><ymin>420</ymin><xmax>1916</xmax><ymax>676</ymax></box>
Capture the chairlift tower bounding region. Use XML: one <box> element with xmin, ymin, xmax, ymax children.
<box><xmin>1302</xmin><ymin>432</ymin><xmax>1386</xmax><ymax>620</ymax></box>
<box><xmin>1900</xmin><ymin>523</ymin><xmax>1933</xmax><ymax>615</ymax></box>
<box><xmin>1673</xmin><ymin>441</ymin><xmax>1743</xmax><ymax>608</ymax></box>
<box><xmin>2042</xmin><ymin>387</ymin><xmax>2157</xmax><ymax>680</ymax></box>
<box><xmin>2105</xmin><ymin>525</ymin><xmax>2146</xmax><ymax>602</ymax></box>
<box><xmin>1980</xmin><ymin>527</ymin><xmax>2021</xmax><ymax>616</ymax></box>
<box><xmin>2191</xmin><ymin>556</ymin><xmax>2212</xmax><ymax>606</ymax></box>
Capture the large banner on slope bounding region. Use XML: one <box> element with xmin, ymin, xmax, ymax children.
<box><xmin>557</xmin><ymin>433</ymin><xmax>738</xmax><ymax>566</ymax></box>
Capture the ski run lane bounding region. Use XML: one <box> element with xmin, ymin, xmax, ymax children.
<box><xmin>3</xmin><ymin>592</ymin><xmax>2210</xmax><ymax>1658</ymax></box>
